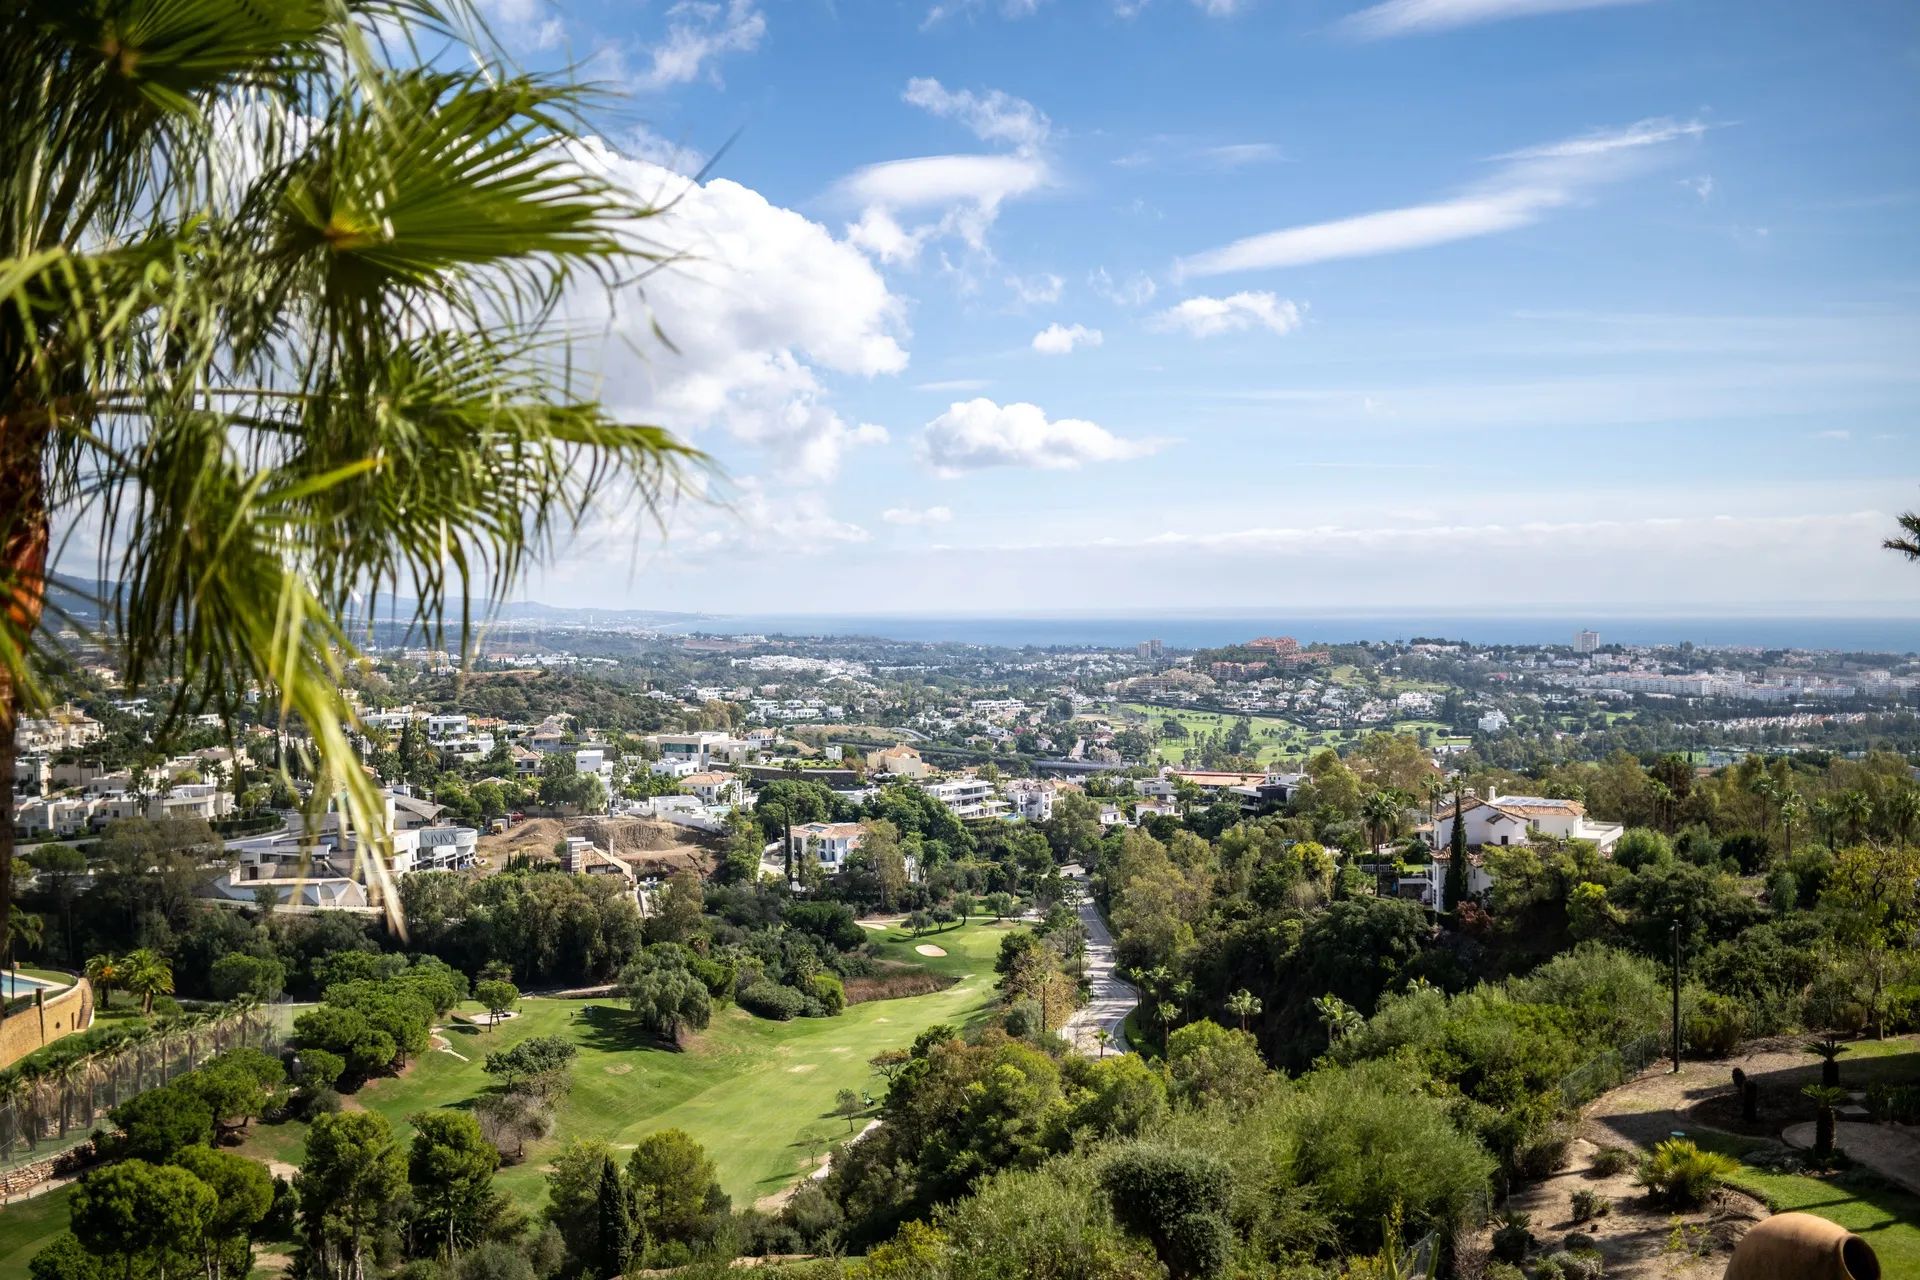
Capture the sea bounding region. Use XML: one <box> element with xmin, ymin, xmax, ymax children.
<box><xmin>675</xmin><ymin>613</ymin><xmax>1920</xmax><ymax>654</ymax></box>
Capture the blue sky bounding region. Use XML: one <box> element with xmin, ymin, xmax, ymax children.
<box><xmin>498</xmin><ymin>0</ymin><xmax>1920</xmax><ymax>616</ymax></box>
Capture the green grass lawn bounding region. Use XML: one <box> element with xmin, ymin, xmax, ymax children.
<box><xmin>248</xmin><ymin>920</ymin><xmax>1008</xmax><ymax>1214</ymax></box>
<box><xmin>0</xmin><ymin>1186</ymin><xmax>73</xmax><ymax>1280</ymax></box>
<box><xmin>0</xmin><ymin>922</ymin><xmax>1008</xmax><ymax>1277</ymax></box>
<box><xmin>1690</xmin><ymin>1131</ymin><xmax>1920</xmax><ymax>1276</ymax></box>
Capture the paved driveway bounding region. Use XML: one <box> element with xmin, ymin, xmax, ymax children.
<box><xmin>1058</xmin><ymin>863</ymin><xmax>1138</xmax><ymax>1056</ymax></box>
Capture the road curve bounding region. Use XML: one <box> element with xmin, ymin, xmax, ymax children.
<box><xmin>1058</xmin><ymin>863</ymin><xmax>1139</xmax><ymax>1056</ymax></box>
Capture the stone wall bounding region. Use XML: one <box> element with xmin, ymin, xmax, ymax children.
<box><xmin>0</xmin><ymin>977</ymin><xmax>95</xmax><ymax>1071</ymax></box>
<box><xmin>0</xmin><ymin>1142</ymin><xmax>95</xmax><ymax>1197</ymax></box>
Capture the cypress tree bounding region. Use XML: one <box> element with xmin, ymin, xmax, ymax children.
<box><xmin>595</xmin><ymin>1156</ymin><xmax>635</xmax><ymax>1277</ymax></box>
<box><xmin>1443</xmin><ymin>782</ymin><xmax>1470</xmax><ymax>911</ymax></box>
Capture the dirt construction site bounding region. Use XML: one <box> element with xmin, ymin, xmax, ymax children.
<box><xmin>476</xmin><ymin>815</ymin><xmax>721</xmax><ymax>877</ymax></box>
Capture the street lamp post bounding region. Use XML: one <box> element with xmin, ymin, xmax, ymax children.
<box><xmin>1670</xmin><ymin>917</ymin><xmax>1683</xmax><ymax>1074</ymax></box>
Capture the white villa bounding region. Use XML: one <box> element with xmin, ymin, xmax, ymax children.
<box><xmin>209</xmin><ymin>789</ymin><xmax>478</xmax><ymax>910</ymax></box>
<box><xmin>1432</xmin><ymin>792</ymin><xmax>1624</xmax><ymax>854</ymax></box>
<box><xmin>919</xmin><ymin>776</ymin><xmax>1007</xmax><ymax>820</ymax></box>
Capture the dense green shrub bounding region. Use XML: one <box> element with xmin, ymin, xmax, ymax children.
<box><xmin>738</xmin><ymin>979</ymin><xmax>810</xmax><ymax>1021</ymax></box>
<box><xmin>1569</xmin><ymin>1190</ymin><xmax>1611</xmax><ymax>1222</ymax></box>
<box><xmin>1684</xmin><ymin>992</ymin><xmax>1749</xmax><ymax>1058</ymax></box>
<box><xmin>1100</xmin><ymin>1144</ymin><xmax>1233</xmax><ymax>1279</ymax></box>
<box><xmin>1491</xmin><ymin>1211</ymin><xmax>1534</xmax><ymax>1262</ymax></box>
<box><xmin>810</xmin><ymin>973</ymin><xmax>847</xmax><ymax>1016</ymax></box>
<box><xmin>1270</xmin><ymin>1061</ymin><xmax>1494</xmax><ymax>1250</ymax></box>
<box><xmin>1588</xmin><ymin>1146</ymin><xmax>1633</xmax><ymax>1177</ymax></box>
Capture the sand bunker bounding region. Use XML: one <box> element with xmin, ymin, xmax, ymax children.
<box><xmin>915</xmin><ymin>944</ymin><xmax>947</xmax><ymax>957</ymax></box>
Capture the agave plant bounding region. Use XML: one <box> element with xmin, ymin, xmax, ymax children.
<box><xmin>0</xmin><ymin>0</ymin><xmax>698</xmax><ymax>954</ymax></box>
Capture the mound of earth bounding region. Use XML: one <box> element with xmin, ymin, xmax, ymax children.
<box><xmin>478</xmin><ymin>815</ymin><xmax>719</xmax><ymax>875</ymax></box>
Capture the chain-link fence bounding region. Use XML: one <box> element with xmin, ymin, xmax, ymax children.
<box><xmin>1556</xmin><ymin>1030</ymin><xmax>1666</xmax><ymax>1110</ymax></box>
<box><xmin>0</xmin><ymin>1000</ymin><xmax>288</xmax><ymax>1174</ymax></box>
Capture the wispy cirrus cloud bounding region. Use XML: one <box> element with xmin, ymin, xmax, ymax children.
<box><xmin>628</xmin><ymin>0</ymin><xmax>766</xmax><ymax>91</ymax></box>
<box><xmin>1340</xmin><ymin>0</ymin><xmax>1658</xmax><ymax>41</ymax></box>
<box><xmin>838</xmin><ymin>80</ymin><xmax>1054</xmax><ymax>266</ymax></box>
<box><xmin>1176</xmin><ymin>116</ymin><xmax>1706</xmax><ymax>277</ymax></box>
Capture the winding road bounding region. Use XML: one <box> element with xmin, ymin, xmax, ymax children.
<box><xmin>1058</xmin><ymin>863</ymin><xmax>1139</xmax><ymax>1056</ymax></box>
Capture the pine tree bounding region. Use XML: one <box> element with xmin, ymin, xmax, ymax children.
<box><xmin>595</xmin><ymin>1156</ymin><xmax>635</xmax><ymax>1277</ymax></box>
<box><xmin>1443</xmin><ymin>782</ymin><xmax>1471</xmax><ymax>912</ymax></box>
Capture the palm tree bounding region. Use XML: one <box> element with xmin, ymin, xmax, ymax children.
<box><xmin>1226</xmin><ymin>988</ymin><xmax>1262</xmax><ymax>1032</ymax></box>
<box><xmin>52</xmin><ymin>1054</ymin><xmax>86</xmax><ymax>1138</ymax></box>
<box><xmin>1313</xmin><ymin>993</ymin><xmax>1362</xmax><ymax>1043</ymax></box>
<box><xmin>1803</xmin><ymin>1085</ymin><xmax>1849</xmax><ymax>1160</ymax></box>
<box><xmin>1883</xmin><ymin>786</ymin><xmax>1920</xmax><ymax>849</ymax></box>
<box><xmin>1805</xmin><ymin>1035</ymin><xmax>1849</xmax><ymax>1088</ymax></box>
<box><xmin>1361</xmin><ymin>790</ymin><xmax>1399</xmax><ymax>852</ymax></box>
<box><xmin>6</xmin><ymin>910</ymin><xmax>44</xmax><ymax>993</ymax></box>
<box><xmin>0</xmin><ymin>1070</ymin><xmax>27</xmax><ymax>1161</ymax></box>
<box><xmin>1093</xmin><ymin>1027</ymin><xmax>1111</xmax><ymax>1059</ymax></box>
<box><xmin>1838</xmin><ymin>791</ymin><xmax>1873</xmax><ymax>845</ymax></box>
<box><xmin>1778</xmin><ymin>792</ymin><xmax>1806</xmax><ymax>858</ymax></box>
<box><xmin>122</xmin><ymin>949</ymin><xmax>174</xmax><ymax>1017</ymax></box>
<box><xmin>84</xmin><ymin>954</ymin><xmax>120</xmax><ymax>1011</ymax></box>
<box><xmin>1813</xmin><ymin>797</ymin><xmax>1840</xmax><ymax>849</ymax></box>
<box><xmin>0</xmin><ymin>2</ymin><xmax>697</xmax><ymax>955</ymax></box>
<box><xmin>1884</xmin><ymin>508</ymin><xmax>1920</xmax><ymax>561</ymax></box>
<box><xmin>1648</xmin><ymin>780</ymin><xmax>1674</xmax><ymax>832</ymax></box>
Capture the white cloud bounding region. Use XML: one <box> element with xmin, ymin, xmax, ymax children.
<box><xmin>1812</xmin><ymin>429</ymin><xmax>1852</xmax><ymax>441</ymax></box>
<box><xmin>1007</xmin><ymin>272</ymin><xmax>1065</xmax><ymax>305</ymax></box>
<box><xmin>1152</xmin><ymin>292</ymin><xmax>1303</xmax><ymax>338</ymax></box>
<box><xmin>923</xmin><ymin>0</ymin><xmax>1052</xmax><ymax>26</ymax></box>
<box><xmin>629</xmin><ymin>0</ymin><xmax>765</xmax><ymax>91</ymax></box>
<box><xmin>882</xmin><ymin>505</ymin><xmax>956</xmax><ymax>525</ymax></box>
<box><xmin>1341</xmin><ymin>0</ymin><xmax>1657</xmax><ymax>41</ymax></box>
<box><xmin>903</xmin><ymin>79</ymin><xmax>1052</xmax><ymax>151</ymax></box>
<box><xmin>920</xmin><ymin>398</ymin><xmax>1159</xmax><ymax>473</ymax></box>
<box><xmin>1682</xmin><ymin>175</ymin><xmax>1715</xmax><ymax>202</ymax></box>
<box><xmin>1090</xmin><ymin>267</ymin><xmax>1158</xmax><ymax>306</ymax></box>
<box><xmin>475</xmin><ymin>0</ymin><xmax>565</xmax><ymax>49</ymax></box>
<box><xmin>837</xmin><ymin>154</ymin><xmax>1051</xmax><ymax>264</ymax></box>
<box><xmin>1496</xmin><ymin>117</ymin><xmax>1707</xmax><ymax>161</ymax></box>
<box><xmin>835</xmin><ymin>81</ymin><xmax>1054</xmax><ymax>267</ymax></box>
<box><xmin>916</xmin><ymin>378</ymin><xmax>991</xmax><ymax>392</ymax></box>
<box><xmin>840</xmin><ymin>154</ymin><xmax>1052</xmax><ymax>210</ymax></box>
<box><xmin>686</xmin><ymin>481</ymin><xmax>871</xmax><ymax>554</ymax></box>
<box><xmin>1177</xmin><ymin>117</ymin><xmax>1705</xmax><ymax>277</ymax></box>
<box><xmin>564</xmin><ymin>139</ymin><xmax>907</xmax><ymax>485</ymax></box>
<box><xmin>1031</xmin><ymin>322</ymin><xmax>1104</xmax><ymax>354</ymax></box>
<box><xmin>1191</xmin><ymin>0</ymin><xmax>1247</xmax><ymax>14</ymax></box>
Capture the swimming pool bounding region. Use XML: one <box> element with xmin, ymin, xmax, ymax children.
<box><xmin>0</xmin><ymin>973</ymin><xmax>56</xmax><ymax>998</ymax></box>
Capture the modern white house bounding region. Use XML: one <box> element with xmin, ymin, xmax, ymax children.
<box><xmin>649</xmin><ymin>732</ymin><xmax>753</xmax><ymax>770</ymax></box>
<box><xmin>1432</xmin><ymin>792</ymin><xmax>1624</xmax><ymax>854</ymax></box>
<box><xmin>208</xmin><ymin>789</ymin><xmax>478</xmax><ymax>909</ymax></box>
<box><xmin>919</xmin><ymin>776</ymin><xmax>1007</xmax><ymax>820</ymax></box>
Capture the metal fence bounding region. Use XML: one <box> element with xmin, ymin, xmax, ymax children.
<box><xmin>1556</xmin><ymin>1030</ymin><xmax>1666</xmax><ymax>1110</ymax></box>
<box><xmin>0</xmin><ymin>1001</ymin><xmax>288</xmax><ymax>1172</ymax></box>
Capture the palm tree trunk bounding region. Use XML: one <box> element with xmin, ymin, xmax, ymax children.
<box><xmin>1</xmin><ymin>417</ymin><xmax>50</xmax><ymax>972</ymax></box>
